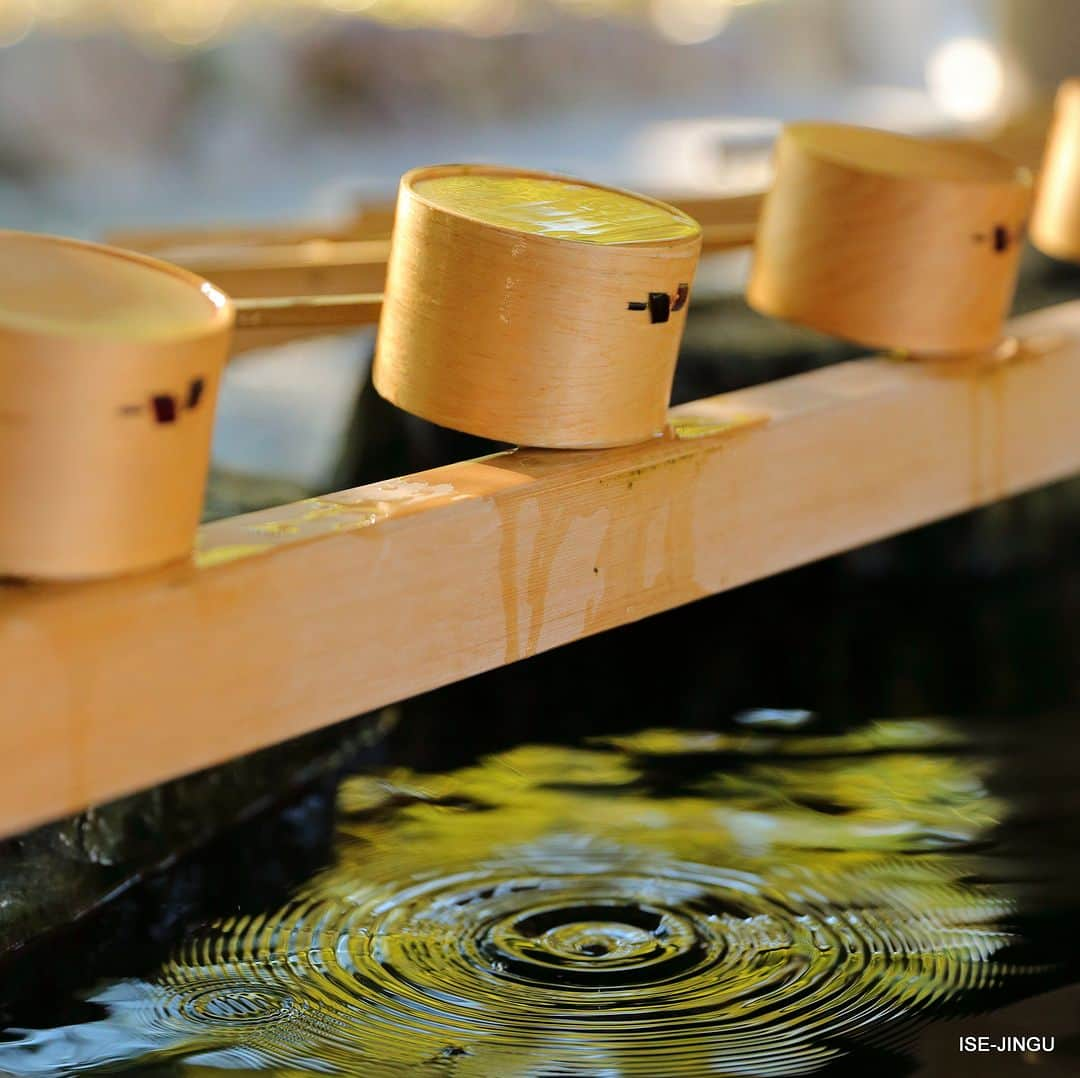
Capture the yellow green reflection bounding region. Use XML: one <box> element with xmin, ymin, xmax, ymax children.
<box><xmin>0</xmin><ymin>719</ymin><xmax>1041</xmax><ymax>1077</ymax></box>
<box><xmin>413</xmin><ymin>174</ymin><xmax>700</xmax><ymax>245</ymax></box>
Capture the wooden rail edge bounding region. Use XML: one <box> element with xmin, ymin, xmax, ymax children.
<box><xmin>2</xmin><ymin>300</ymin><xmax>1079</xmax><ymax>838</ymax></box>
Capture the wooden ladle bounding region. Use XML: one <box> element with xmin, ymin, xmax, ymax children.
<box><xmin>748</xmin><ymin>123</ymin><xmax>1033</xmax><ymax>355</ymax></box>
<box><xmin>0</xmin><ymin>230</ymin><xmax>379</xmax><ymax>579</ymax></box>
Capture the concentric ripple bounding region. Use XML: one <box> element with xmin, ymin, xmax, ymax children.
<box><xmin>0</xmin><ymin>718</ymin><xmax>1049</xmax><ymax>1077</ymax></box>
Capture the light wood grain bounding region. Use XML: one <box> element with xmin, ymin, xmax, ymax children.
<box><xmin>233</xmin><ymin>294</ymin><xmax>383</xmax><ymax>331</ymax></box>
<box><xmin>1</xmin><ymin>301</ymin><xmax>1078</xmax><ymax>838</ymax></box>
<box><xmin>748</xmin><ymin>124</ymin><xmax>1033</xmax><ymax>354</ymax></box>
<box><xmin>171</xmin><ymin>239</ymin><xmax>392</xmax><ymax>300</ymax></box>
<box><xmin>373</xmin><ymin>164</ymin><xmax>703</xmax><ymax>448</ymax></box>
<box><xmin>230</xmin><ymin>292</ymin><xmax>383</xmax><ymax>355</ymax></box>
<box><xmin>0</xmin><ymin>231</ymin><xmax>234</xmax><ymax>580</ymax></box>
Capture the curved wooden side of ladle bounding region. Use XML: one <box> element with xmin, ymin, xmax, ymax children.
<box><xmin>747</xmin><ymin>123</ymin><xmax>1033</xmax><ymax>355</ymax></box>
<box><xmin>0</xmin><ymin>231</ymin><xmax>234</xmax><ymax>580</ymax></box>
<box><xmin>372</xmin><ymin>164</ymin><xmax>703</xmax><ymax>448</ymax></box>
<box><xmin>1030</xmin><ymin>79</ymin><xmax>1080</xmax><ymax>263</ymax></box>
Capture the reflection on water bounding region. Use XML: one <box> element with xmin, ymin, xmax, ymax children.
<box><xmin>0</xmin><ymin>714</ymin><xmax>1071</xmax><ymax>1076</ymax></box>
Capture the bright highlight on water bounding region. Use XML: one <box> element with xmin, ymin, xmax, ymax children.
<box><xmin>0</xmin><ymin>714</ymin><xmax>1051</xmax><ymax>1077</ymax></box>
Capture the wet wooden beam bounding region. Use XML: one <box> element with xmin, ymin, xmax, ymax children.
<box><xmin>2</xmin><ymin>300</ymin><xmax>1079</xmax><ymax>838</ymax></box>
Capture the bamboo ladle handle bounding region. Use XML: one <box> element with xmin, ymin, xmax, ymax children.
<box><xmin>115</xmin><ymin>194</ymin><xmax>760</xmax><ymax>304</ymax></box>
<box><xmin>230</xmin><ymin>292</ymin><xmax>384</xmax><ymax>355</ymax></box>
<box><xmin>233</xmin><ymin>293</ymin><xmax>383</xmax><ymax>330</ymax></box>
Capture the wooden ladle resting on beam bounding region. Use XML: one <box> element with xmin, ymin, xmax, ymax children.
<box><xmin>0</xmin><ymin>169</ymin><xmax>704</xmax><ymax>578</ymax></box>
<box><xmin>2</xmin><ymin>128</ymin><xmax>1076</xmax><ymax>839</ymax></box>
<box><xmin>0</xmin><ymin>231</ymin><xmax>383</xmax><ymax>580</ymax></box>
<box><xmin>0</xmin><ymin>124</ymin><xmax>1040</xmax><ymax>580</ymax></box>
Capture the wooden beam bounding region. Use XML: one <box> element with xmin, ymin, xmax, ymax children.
<box><xmin>2</xmin><ymin>301</ymin><xmax>1078</xmax><ymax>838</ymax></box>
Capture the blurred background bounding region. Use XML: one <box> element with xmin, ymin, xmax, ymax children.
<box><xmin>0</xmin><ymin>0</ymin><xmax>1074</xmax><ymax>487</ymax></box>
<box><xmin>1</xmin><ymin>0</ymin><xmax>1069</xmax><ymax>232</ymax></box>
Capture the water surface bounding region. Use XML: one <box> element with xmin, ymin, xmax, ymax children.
<box><xmin>2</xmin><ymin>710</ymin><xmax>1076</xmax><ymax>1076</ymax></box>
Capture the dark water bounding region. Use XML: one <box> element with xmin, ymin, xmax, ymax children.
<box><xmin>1</xmin><ymin>446</ymin><xmax>1077</xmax><ymax>1076</ymax></box>
<box><xmin>1</xmin><ymin>703</ymin><xmax>1078</xmax><ymax>1077</ymax></box>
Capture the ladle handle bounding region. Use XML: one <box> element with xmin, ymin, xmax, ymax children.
<box><xmin>233</xmin><ymin>292</ymin><xmax>383</xmax><ymax>330</ymax></box>
<box><xmin>699</xmin><ymin>220</ymin><xmax>757</xmax><ymax>253</ymax></box>
<box><xmin>230</xmin><ymin>293</ymin><xmax>383</xmax><ymax>355</ymax></box>
<box><xmin>681</xmin><ymin>191</ymin><xmax>765</xmax><ymax>253</ymax></box>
